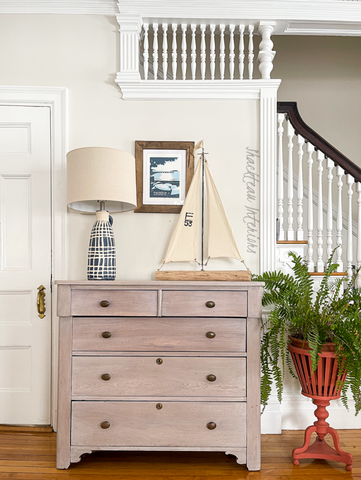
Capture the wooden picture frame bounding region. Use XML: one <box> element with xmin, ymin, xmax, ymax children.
<box><xmin>134</xmin><ymin>140</ymin><xmax>195</xmax><ymax>213</ymax></box>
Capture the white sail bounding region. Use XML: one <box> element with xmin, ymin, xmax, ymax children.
<box><xmin>204</xmin><ymin>160</ymin><xmax>244</xmax><ymax>263</ymax></box>
<box><xmin>162</xmin><ymin>159</ymin><xmax>201</xmax><ymax>264</ymax></box>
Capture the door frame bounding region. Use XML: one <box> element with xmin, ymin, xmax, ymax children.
<box><xmin>0</xmin><ymin>86</ymin><xmax>68</xmax><ymax>429</ymax></box>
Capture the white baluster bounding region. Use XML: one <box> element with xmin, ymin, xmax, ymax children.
<box><xmin>277</xmin><ymin>114</ymin><xmax>285</xmax><ymax>241</ymax></box>
<box><xmin>181</xmin><ymin>24</ymin><xmax>187</xmax><ymax>80</ymax></box>
<box><xmin>171</xmin><ymin>24</ymin><xmax>177</xmax><ymax>80</ymax></box>
<box><xmin>191</xmin><ymin>24</ymin><xmax>197</xmax><ymax>80</ymax></box>
<box><xmin>357</xmin><ymin>182</ymin><xmax>361</xmax><ymax>287</ymax></box>
<box><xmin>326</xmin><ymin>158</ymin><xmax>334</xmax><ymax>260</ymax></box>
<box><xmin>297</xmin><ymin>135</ymin><xmax>304</xmax><ymax>241</ymax></box>
<box><xmin>162</xmin><ymin>23</ymin><xmax>168</xmax><ymax>80</ymax></box>
<box><xmin>347</xmin><ymin>174</ymin><xmax>354</xmax><ymax>280</ymax></box>
<box><xmin>336</xmin><ymin>166</ymin><xmax>344</xmax><ymax>271</ymax></box>
<box><xmin>219</xmin><ymin>24</ymin><xmax>225</xmax><ymax>80</ymax></box>
<box><xmin>153</xmin><ymin>23</ymin><xmax>159</xmax><ymax>80</ymax></box>
<box><xmin>229</xmin><ymin>24</ymin><xmax>235</xmax><ymax>80</ymax></box>
<box><xmin>316</xmin><ymin>151</ymin><xmax>324</xmax><ymax>272</ymax></box>
<box><xmin>210</xmin><ymin>24</ymin><xmax>216</xmax><ymax>80</ymax></box>
<box><xmin>287</xmin><ymin>120</ymin><xmax>294</xmax><ymax>241</ymax></box>
<box><xmin>248</xmin><ymin>25</ymin><xmax>254</xmax><ymax>80</ymax></box>
<box><xmin>307</xmin><ymin>143</ymin><xmax>315</xmax><ymax>272</ymax></box>
<box><xmin>143</xmin><ymin>23</ymin><xmax>149</xmax><ymax>80</ymax></box>
<box><xmin>200</xmin><ymin>24</ymin><xmax>206</xmax><ymax>80</ymax></box>
<box><xmin>258</xmin><ymin>22</ymin><xmax>276</xmax><ymax>80</ymax></box>
<box><xmin>239</xmin><ymin>25</ymin><xmax>245</xmax><ymax>80</ymax></box>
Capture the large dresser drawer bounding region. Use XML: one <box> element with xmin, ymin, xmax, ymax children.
<box><xmin>71</xmin><ymin>401</ymin><xmax>246</xmax><ymax>447</ymax></box>
<box><xmin>71</xmin><ymin>290</ymin><xmax>157</xmax><ymax>316</ymax></box>
<box><xmin>72</xmin><ymin>317</ymin><xmax>246</xmax><ymax>352</ymax></box>
<box><xmin>162</xmin><ymin>290</ymin><xmax>247</xmax><ymax>317</ymax></box>
<box><xmin>72</xmin><ymin>356</ymin><xmax>246</xmax><ymax>398</ymax></box>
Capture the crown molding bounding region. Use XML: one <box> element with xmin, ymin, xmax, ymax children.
<box><xmin>1</xmin><ymin>1</ymin><xmax>361</xmax><ymax>36</ymax></box>
<box><xmin>0</xmin><ymin>1</ymin><xmax>118</xmax><ymax>15</ymax></box>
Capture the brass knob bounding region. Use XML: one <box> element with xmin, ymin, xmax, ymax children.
<box><xmin>100</xmin><ymin>300</ymin><xmax>110</xmax><ymax>307</ymax></box>
<box><xmin>156</xmin><ymin>403</ymin><xmax>163</xmax><ymax>410</ymax></box>
<box><xmin>100</xmin><ymin>421</ymin><xmax>110</xmax><ymax>429</ymax></box>
<box><xmin>156</xmin><ymin>358</ymin><xmax>163</xmax><ymax>365</ymax></box>
<box><xmin>205</xmin><ymin>301</ymin><xmax>215</xmax><ymax>308</ymax></box>
<box><xmin>206</xmin><ymin>331</ymin><xmax>216</xmax><ymax>339</ymax></box>
<box><xmin>206</xmin><ymin>374</ymin><xmax>217</xmax><ymax>382</ymax></box>
<box><xmin>102</xmin><ymin>331</ymin><xmax>112</xmax><ymax>338</ymax></box>
<box><xmin>101</xmin><ymin>373</ymin><xmax>111</xmax><ymax>381</ymax></box>
<box><xmin>207</xmin><ymin>422</ymin><xmax>217</xmax><ymax>430</ymax></box>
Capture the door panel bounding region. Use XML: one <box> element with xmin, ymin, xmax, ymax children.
<box><xmin>0</xmin><ymin>105</ymin><xmax>51</xmax><ymax>424</ymax></box>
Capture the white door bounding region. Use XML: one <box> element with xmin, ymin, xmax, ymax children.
<box><xmin>0</xmin><ymin>105</ymin><xmax>52</xmax><ymax>425</ymax></box>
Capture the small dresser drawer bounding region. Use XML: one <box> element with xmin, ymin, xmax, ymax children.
<box><xmin>71</xmin><ymin>290</ymin><xmax>157</xmax><ymax>316</ymax></box>
<box><xmin>71</xmin><ymin>401</ymin><xmax>246</xmax><ymax>447</ymax></box>
<box><xmin>162</xmin><ymin>290</ymin><xmax>247</xmax><ymax>317</ymax></box>
<box><xmin>72</xmin><ymin>317</ymin><xmax>246</xmax><ymax>352</ymax></box>
<box><xmin>72</xmin><ymin>356</ymin><xmax>246</xmax><ymax>398</ymax></box>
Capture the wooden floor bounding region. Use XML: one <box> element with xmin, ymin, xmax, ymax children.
<box><xmin>0</xmin><ymin>429</ymin><xmax>360</xmax><ymax>479</ymax></box>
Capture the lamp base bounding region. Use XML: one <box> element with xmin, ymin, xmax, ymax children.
<box><xmin>87</xmin><ymin>210</ymin><xmax>116</xmax><ymax>281</ymax></box>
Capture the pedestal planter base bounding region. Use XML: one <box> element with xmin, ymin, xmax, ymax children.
<box><xmin>292</xmin><ymin>399</ymin><xmax>353</xmax><ymax>471</ymax></box>
<box><xmin>288</xmin><ymin>341</ymin><xmax>353</xmax><ymax>471</ymax></box>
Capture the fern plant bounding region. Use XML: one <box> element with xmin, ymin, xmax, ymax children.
<box><xmin>254</xmin><ymin>250</ymin><xmax>361</xmax><ymax>415</ymax></box>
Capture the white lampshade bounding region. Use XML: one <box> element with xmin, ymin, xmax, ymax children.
<box><xmin>67</xmin><ymin>146</ymin><xmax>137</xmax><ymax>213</ymax></box>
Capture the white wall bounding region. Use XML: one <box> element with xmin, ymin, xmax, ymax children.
<box><xmin>274</xmin><ymin>35</ymin><xmax>361</xmax><ymax>164</ymax></box>
<box><xmin>0</xmin><ymin>14</ymin><xmax>260</xmax><ymax>280</ymax></box>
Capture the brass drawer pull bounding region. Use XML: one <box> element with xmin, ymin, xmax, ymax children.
<box><xmin>206</xmin><ymin>331</ymin><xmax>216</xmax><ymax>339</ymax></box>
<box><xmin>207</xmin><ymin>422</ymin><xmax>217</xmax><ymax>430</ymax></box>
<box><xmin>100</xmin><ymin>300</ymin><xmax>110</xmax><ymax>307</ymax></box>
<box><xmin>101</xmin><ymin>373</ymin><xmax>111</xmax><ymax>381</ymax></box>
<box><xmin>206</xmin><ymin>374</ymin><xmax>217</xmax><ymax>382</ymax></box>
<box><xmin>205</xmin><ymin>301</ymin><xmax>215</xmax><ymax>308</ymax></box>
<box><xmin>156</xmin><ymin>358</ymin><xmax>163</xmax><ymax>365</ymax></box>
<box><xmin>156</xmin><ymin>403</ymin><xmax>163</xmax><ymax>410</ymax></box>
<box><xmin>100</xmin><ymin>421</ymin><xmax>110</xmax><ymax>429</ymax></box>
<box><xmin>102</xmin><ymin>331</ymin><xmax>112</xmax><ymax>338</ymax></box>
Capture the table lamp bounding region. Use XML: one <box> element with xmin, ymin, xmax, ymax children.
<box><xmin>67</xmin><ymin>146</ymin><xmax>137</xmax><ymax>280</ymax></box>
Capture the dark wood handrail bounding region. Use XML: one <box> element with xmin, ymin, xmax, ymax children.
<box><xmin>277</xmin><ymin>102</ymin><xmax>361</xmax><ymax>183</ymax></box>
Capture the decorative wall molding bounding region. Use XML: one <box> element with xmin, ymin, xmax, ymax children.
<box><xmin>1</xmin><ymin>1</ymin><xmax>361</xmax><ymax>37</ymax></box>
<box><xmin>117</xmin><ymin>80</ymin><xmax>281</xmax><ymax>101</ymax></box>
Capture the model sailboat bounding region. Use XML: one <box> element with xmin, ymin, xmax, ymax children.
<box><xmin>155</xmin><ymin>142</ymin><xmax>251</xmax><ymax>281</ymax></box>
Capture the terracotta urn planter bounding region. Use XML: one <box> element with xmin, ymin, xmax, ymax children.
<box><xmin>288</xmin><ymin>337</ymin><xmax>353</xmax><ymax>471</ymax></box>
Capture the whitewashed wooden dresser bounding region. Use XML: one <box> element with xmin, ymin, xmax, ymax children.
<box><xmin>56</xmin><ymin>281</ymin><xmax>262</xmax><ymax>470</ymax></box>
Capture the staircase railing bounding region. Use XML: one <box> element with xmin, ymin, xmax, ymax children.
<box><xmin>116</xmin><ymin>16</ymin><xmax>277</xmax><ymax>85</ymax></box>
<box><xmin>277</xmin><ymin>102</ymin><xmax>361</xmax><ymax>279</ymax></box>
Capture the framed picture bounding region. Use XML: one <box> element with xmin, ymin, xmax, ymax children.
<box><xmin>134</xmin><ymin>140</ymin><xmax>195</xmax><ymax>213</ymax></box>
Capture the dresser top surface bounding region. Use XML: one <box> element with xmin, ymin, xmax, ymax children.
<box><xmin>55</xmin><ymin>280</ymin><xmax>263</xmax><ymax>289</ymax></box>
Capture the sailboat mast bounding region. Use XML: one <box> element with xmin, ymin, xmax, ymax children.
<box><xmin>201</xmin><ymin>148</ymin><xmax>205</xmax><ymax>271</ymax></box>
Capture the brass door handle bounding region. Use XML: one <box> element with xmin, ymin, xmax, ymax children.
<box><xmin>37</xmin><ymin>285</ymin><xmax>46</xmax><ymax>319</ymax></box>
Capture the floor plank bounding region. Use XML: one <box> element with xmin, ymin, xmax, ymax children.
<box><xmin>0</xmin><ymin>429</ymin><xmax>358</xmax><ymax>478</ymax></box>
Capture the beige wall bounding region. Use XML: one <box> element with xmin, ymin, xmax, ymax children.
<box><xmin>0</xmin><ymin>15</ymin><xmax>259</xmax><ymax>280</ymax></box>
<box><xmin>273</xmin><ymin>35</ymin><xmax>361</xmax><ymax>164</ymax></box>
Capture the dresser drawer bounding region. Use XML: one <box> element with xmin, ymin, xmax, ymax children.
<box><xmin>72</xmin><ymin>356</ymin><xmax>246</xmax><ymax>398</ymax></box>
<box><xmin>162</xmin><ymin>290</ymin><xmax>247</xmax><ymax>317</ymax></box>
<box><xmin>71</xmin><ymin>290</ymin><xmax>157</xmax><ymax>316</ymax></box>
<box><xmin>72</xmin><ymin>317</ymin><xmax>246</xmax><ymax>352</ymax></box>
<box><xmin>71</xmin><ymin>401</ymin><xmax>246</xmax><ymax>447</ymax></box>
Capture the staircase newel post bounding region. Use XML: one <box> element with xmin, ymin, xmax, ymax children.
<box><xmin>258</xmin><ymin>22</ymin><xmax>276</xmax><ymax>80</ymax></box>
